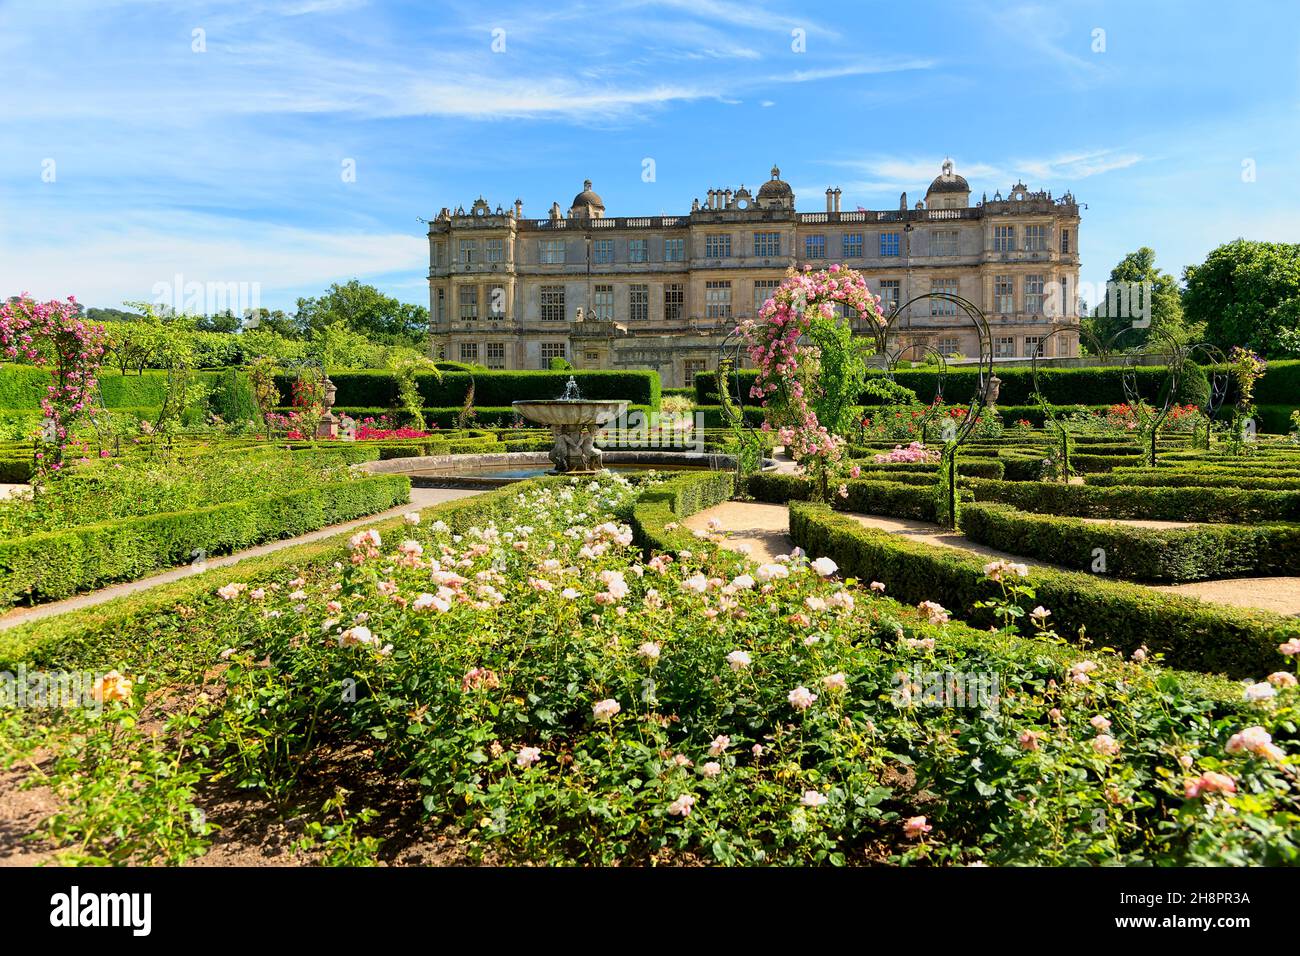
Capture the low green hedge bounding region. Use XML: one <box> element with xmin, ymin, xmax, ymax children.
<box><xmin>964</xmin><ymin>477</ymin><xmax>1300</xmax><ymax>522</ymax></box>
<box><xmin>0</xmin><ymin>457</ymin><xmax>32</xmax><ymax>483</ymax></box>
<box><xmin>273</xmin><ymin>369</ymin><xmax>661</xmax><ymax>411</ymax></box>
<box><xmin>747</xmin><ymin>472</ymin><xmax>967</xmax><ymax>523</ymax></box>
<box><xmin>960</xmin><ymin>502</ymin><xmax>1300</xmax><ymax>583</ymax></box>
<box><xmin>846</xmin><ymin>457</ymin><xmax>1007</xmax><ymax>480</ymax></box>
<box><xmin>1088</xmin><ymin>471</ymin><xmax>1300</xmax><ymax>490</ymax></box>
<box><xmin>788</xmin><ymin>501</ymin><xmax>1297</xmax><ymax>679</ymax></box>
<box><xmin>0</xmin><ymin>474</ymin><xmax>410</xmax><ymax>607</ymax></box>
<box><xmin>630</xmin><ymin>471</ymin><xmax>735</xmax><ymax>553</ymax></box>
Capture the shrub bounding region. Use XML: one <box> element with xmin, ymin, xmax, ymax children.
<box><xmin>0</xmin><ymin>474</ymin><xmax>409</xmax><ymax>606</ymax></box>
<box><xmin>788</xmin><ymin>501</ymin><xmax>1297</xmax><ymax>678</ymax></box>
<box><xmin>959</xmin><ymin>502</ymin><xmax>1300</xmax><ymax>583</ymax></box>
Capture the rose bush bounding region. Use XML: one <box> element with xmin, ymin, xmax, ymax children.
<box><xmin>3</xmin><ymin>474</ymin><xmax>1296</xmax><ymax>865</ymax></box>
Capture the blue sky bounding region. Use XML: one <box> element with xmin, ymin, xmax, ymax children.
<box><xmin>1</xmin><ymin>0</ymin><xmax>1297</xmax><ymax>313</ymax></box>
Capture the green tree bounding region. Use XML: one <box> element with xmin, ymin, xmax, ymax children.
<box><xmin>1086</xmin><ymin>247</ymin><xmax>1189</xmax><ymax>348</ymax></box>
<box><xmin>294</xmin><ymin>280</ymin><xmax>428</xmax><ymax>344</ymax></box>
<box><xmin>244</xmin><ymin>308</ymin><xmax>299</xmax><ymax>337</ymax></box>
<box><xmin>1182</xmin><ymin>239</ymin><xmax>1300</xmax><ymax>357</ymax></box>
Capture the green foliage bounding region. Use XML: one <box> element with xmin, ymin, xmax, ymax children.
<box><xmin>859</xmin><ymin>379</ymin><xmax>919</xmax><ymax>407</ymax></box>
<box><xmin>294</xmin><ymin>279</ymin><xmax>429</xmax><ymax>345</ymax></box>
<box><xmin>960</xmin><ymin>503</ymin><xmax>1300</xmax><ymax>583</ymax></box>
<box><xmin>788</xmin><ymin>502</ymin><xmax>1296</xmax><ymax>679</ymax></box>
<box><xmin>1085</xmin><ymin>246</ymin><xmax>1190</xmax><ymax>345</ymax></box>
<box><xmin>1183</xmin><ymin>239</ymin><xmax>1300</xmax><ymax>357</ymax></box>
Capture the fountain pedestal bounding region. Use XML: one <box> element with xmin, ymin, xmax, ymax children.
<box><xmin>512</xmin><ymin>396</ymin><xmax>628</xmax><ymax>475</ymax></box>
<box><xmin>549</xmin><ymin>425</ymin><xmax>604</xmax><ymax>473</ymax></box>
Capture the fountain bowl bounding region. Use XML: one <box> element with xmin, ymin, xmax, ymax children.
<box><xmin>512</xmin><ymin>399</ymin><xmax>628</xmax><ymax>474</ymax></box>
<box><xmin>511</xmin><ymin>399</ymin><xmax>627</xmax><ymax>427</ymax></box>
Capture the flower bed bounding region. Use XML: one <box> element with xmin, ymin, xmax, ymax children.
<box><xmin>1</xmin><ymin>473</ymin><xmax>1296</xmax><ymax>865</ymax></box>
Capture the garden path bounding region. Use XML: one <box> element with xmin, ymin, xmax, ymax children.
<box><xmin>684</xmin><ymin>500</ymin><xmax>1300</xmax><ymax>616</ymax></box>
<box><xmin>0</xmin><ymin>487</ymin><xmax>482</xmax><ymax>632</ymax></box>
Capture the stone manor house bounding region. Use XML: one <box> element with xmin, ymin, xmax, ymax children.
<box><xmin>426</xmin><ymin>161</ymin><xmax>1082</xmax><ymax>388</ymax></box>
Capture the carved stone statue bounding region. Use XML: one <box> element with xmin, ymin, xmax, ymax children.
<box><xmin>578</xmin><ymin>428</ymin><xmax>603</xmax><ymax>471</ymax></box>
<box><xmin>547</xmin><ymin>425</ymin><xmax>603</xmax><ymax>472</ymax></box>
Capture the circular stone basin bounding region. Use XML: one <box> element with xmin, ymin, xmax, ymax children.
<box><xmin>511</xmin><ymin>399</ymin><xmax>628</xmax><ymax>427</ymax></box>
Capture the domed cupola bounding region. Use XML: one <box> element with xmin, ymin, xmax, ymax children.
<box><xmin>925</xmin><ymin>159</ymin><xmax>971</xmax><ymax>208</ymax></box>
<box><xmin>756</xmin><ymin>165</ymin><xmax>794</xmax><ymax>209</ymax></box>
<box><xmin>567</xmin><ymin>179</ymin><xmax>605</xmax><ymax>219</ymax></box>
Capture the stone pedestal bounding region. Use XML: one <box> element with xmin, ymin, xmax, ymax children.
<box><xmin>316</xmin><ymin>412</ymin><xmax>339</xmax><ymax>440</ymax></box>
<box><xmin>548</xmin><ymin>425</ymin><xmax>603</xmax><ymax>473</ymax></box>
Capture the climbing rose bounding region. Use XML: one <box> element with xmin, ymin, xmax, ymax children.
<box><xmin>592</xmin><ymin>698</ymin><xmax>621</xmax><ymax>721</ymax></box>
<box><xmin>516</xmin><ymin>747</ymin><xmax>541</xmax><ymax>769</ymax></box>
<box><xmin>800</xmin><ymin>790</ymin><xmax>828</xmax><ymax>807</ymax></box>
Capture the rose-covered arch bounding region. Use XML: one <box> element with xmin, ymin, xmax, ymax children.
<box><xmin>739</xmin><ymin>265</ymin><xmax>886</xmax><ymax>499</ymax></box>
<box><xmin>0</xmin><ymin>294</ymin><xmax>107</xmax><ymax>476</ymax></box>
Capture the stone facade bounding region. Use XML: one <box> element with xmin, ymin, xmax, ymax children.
<box><xmin>427</xmin><ymin>162</ymin><xmax>1082</xmax><ymax>388</ymax></box>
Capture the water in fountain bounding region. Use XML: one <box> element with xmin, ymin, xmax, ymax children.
<box><xmin>560</xmin><ymin>376</ymin><xmax>582</xmax><ymax>401</ymax></box>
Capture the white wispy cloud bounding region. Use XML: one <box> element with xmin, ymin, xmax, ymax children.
<box><xmin>823</xmin><ymin>150</ymin><xmax>1143</xmax><ymax>200</ymax></box>
<box><xmin>0</xmin><ymin>209</ymin><xmax>425</xmax><ymax>308</ymax></box>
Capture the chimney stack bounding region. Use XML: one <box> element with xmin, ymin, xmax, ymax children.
<box><xmin>825</xmin><ymin>188</ymin><xmax>834</xmax><ymax>213</ymax></box>
<box><xmin>833</xmin><ymin>188</ymin><xmax>842</xmax><ymax>213</ymax></box>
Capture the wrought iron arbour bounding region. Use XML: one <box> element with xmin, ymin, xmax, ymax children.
<box><xmin>876</xmin><ymin>292</ymin><xmax>995</xmax><ymax>528</ymax></box>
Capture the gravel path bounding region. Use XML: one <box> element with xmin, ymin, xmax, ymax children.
<box><xmin>0</xmin><ymin>487</ymin><xmax>481</xmax><ymax>631</ymax></box>
<box><xmin>684</xmin><ymin>500</ymin><xmax>1300</xmax><ymax>616</ymax></box>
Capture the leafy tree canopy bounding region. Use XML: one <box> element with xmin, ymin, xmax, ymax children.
<box><xmin>1182</xmin><ymin>239</ymin><xmax>1300</xmax><ymax>357</ymax></box>
<box><xmin>294</xmin><ymin>279</ymin><xmax>428</xmax><ymax>345</ymax></box>
<box><xmin>1085</xmin><ymin>247</ymin><xmax>1191</xmax><ymax>348</ymax></box>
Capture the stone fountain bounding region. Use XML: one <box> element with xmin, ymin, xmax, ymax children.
<box><xmin>512</xmin><ymin>377</ymin><xmax>627</xmax><ymax>474</ymax></box>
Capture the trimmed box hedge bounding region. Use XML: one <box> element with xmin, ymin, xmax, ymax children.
<box><xmin>963</xmin><ymin>477</ymin><xmax>1300</xmax><ymax>522</ymax></box>
<box><xmin>788</xmin><ymin>501</ymin><xmax>1297</xmax><ymax>679</ymax></box>
<box><xmin>273</xmin><ymin>369</ymin><xmax>660</xmax><ymax>411</ymax></box>
<box><xmin>629</xmin><ymin>471</ymin><xmax>736</xmax><ymax>554</ymax></box>
<box><xmin>747</xmin><ymin>472</ymin><xmax>965</xmax><ymax>523</ymax></box>
<box><xmin>698</xmin><ymin>365</ymin><xmax>1210</xmax><ymax>409</ymax></box>
<box><xmin>0</xmin><ymin>474</ymin><xmax>410</xmax><ymax>607</ymax></box>
<box><xmin>959</xmin><ymin>502</ymin><xmax>1300</xmax><ymax>583</ymax></box>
